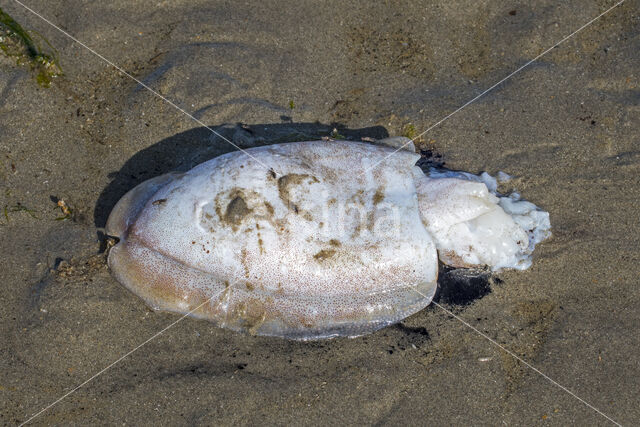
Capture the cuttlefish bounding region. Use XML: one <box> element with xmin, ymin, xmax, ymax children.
<box><xmin>107</xmin><ymin>138</ymin><xmax>550</xmax><ymax>339</ymax></box>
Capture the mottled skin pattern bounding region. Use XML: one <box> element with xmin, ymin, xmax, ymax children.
<box><xmin>107</xmin><ymin>140</ymin><xmax>438</xmax><ymax>339</ymax></box>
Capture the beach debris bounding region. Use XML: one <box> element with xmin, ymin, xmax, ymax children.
<box><xmin>49</xmin><ymin>196</ymin><xmax>73</xmax><ymax>221</ymax></box>
<box><xmin>55</xmin><ymin>199</ymin><xmax>72</xmax><ymax>220</ymax></box>
<box><xmin>106</xmin><ymin>138</ymin><xmax>550</xmax><ymax>339</ymax></box>
<box><xmin>329</xmin><ymin>128</ymin><xmax>345</xmax><ymax>139</ymax></box>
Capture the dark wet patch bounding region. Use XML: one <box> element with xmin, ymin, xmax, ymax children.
<box><xmin>348</xmin><ymin>27</ymin><xmax>434</xmax><ymax>79</ymax></box>
<box><xmin>434</xmin><ymin>265</ymin><xmax>492</xmax><ymax>306</ymax></box>
<box><xmin>28</xmin><ymin>271</ymin><xmax>54</xmax><ymax>310</ymax></box>
<box><xmin>380</xmin><ymin>323</ymin><xmax>431</xmax><ymax>351</ymax></box>
<box><xmin>154</xmin><ymin>363</ymin><xmax>233</xmax><ymax>381</ymax></box>
<box><xmin>394</xmin><ymin>323</ymin><xmax>429</xmax><ymax>338</ymax></box>
<box><xmin>513</xmin><ymin>299</ymin><xmax>556</xmax><ymax>325</ymax></box>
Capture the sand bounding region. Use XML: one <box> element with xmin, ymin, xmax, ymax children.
<box><xmin>1</xmin><ymin>0</ymin><xmax>638</xmax><ymax>425</ymax></box>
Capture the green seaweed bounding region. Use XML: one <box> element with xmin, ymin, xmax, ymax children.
<box><xmin>0</xmin><ymin>7</ymin><xmax>62</xmax><ymax>87</ymax></box>
<box><xmin>4</xmin><ymin>203</ymin><xmax>38</xmax><ymax>221</ymax></box>
<box><xmin>402</xmin><ymin>123</ymin><xmax>417</xmax><ymax>140</ymax></box>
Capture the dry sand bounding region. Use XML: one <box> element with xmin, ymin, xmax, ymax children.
<box><xmin>1</xmin><ymin>0</ymin><xmax>638</xmax><ymax>425</ymax></box>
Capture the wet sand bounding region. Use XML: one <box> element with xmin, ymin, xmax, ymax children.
<box><xmin>1</xmin><ymin>0</ymin><xmax>638</xmax><ymax>425</ymax></box>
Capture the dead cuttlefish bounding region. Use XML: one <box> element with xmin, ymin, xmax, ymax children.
<box><xmin>107</xmin><ymin>138</ymin><xmax>550</xmax><ymax>340</ymax></box>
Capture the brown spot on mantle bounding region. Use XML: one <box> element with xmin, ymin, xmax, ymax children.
<box><xmin>222</xmin><ymin>193</ymin><xmax>252</xmax><ymax>228</ymax></box>
<box><xmin>373</xmin><ymin>188</ymin><xmax>384</xmax><ymax>205</ymax></box>
<box><xmin>277</xmin><ymin>173</ymin><xmax>319</xmax><ymax>218</ymax></box>
<box><xmin>313</xmin><ymin>249</ymin><xmax>336</xmax><ymax>261</ymax></box>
